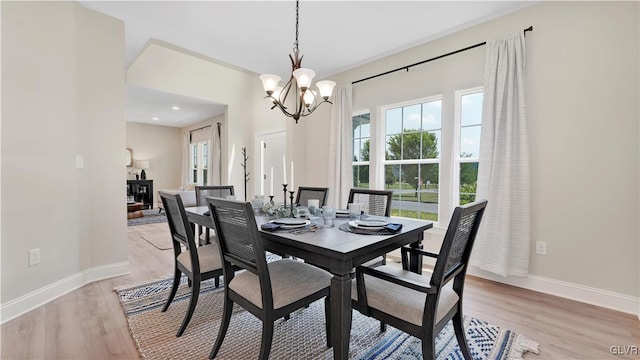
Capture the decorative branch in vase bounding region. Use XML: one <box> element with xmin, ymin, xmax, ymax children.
<box><xmin>241</xmin><ymin>147</ymin><xmax>249</xmax><ymax>201</ymax></box>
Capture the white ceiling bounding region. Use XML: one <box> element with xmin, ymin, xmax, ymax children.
<box><xmin>80</xmin><ymin>1</ymin><xmax>534</xmax><ymax>127</ymax></box>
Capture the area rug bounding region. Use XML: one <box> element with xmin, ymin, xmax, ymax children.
<box><xmin>140</xmin><ymin>233</ymin><xmax>172</xmax><ymax>250</ymax></box>
<box><xmin>115</xmin><ymin>277</ymin><xmax>539</xmax><ymax>359</ymax></box>
<box><xmin>128</xmin><ymin>209</ymin><xmax>168</xmax><ymax>226</ymax></box>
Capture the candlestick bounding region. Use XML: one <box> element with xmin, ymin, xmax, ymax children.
<box><xmin>268</xmin><ymin>195</ymin><xmax>274</xmax><ymax>206</ymax></box>
<box><xmin>282</xmin><ymin>184</ymin><xmax>288</xmax><ymax>210</ymax></box>
<box><xmin>289</xmin><ymin>191</ymin><xmax>295</xmax><ymax>217</ymax></box>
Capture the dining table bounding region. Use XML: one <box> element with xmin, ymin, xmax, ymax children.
<box><xmin>185</xmin><ymin>205</ymin><xmax>433</xmax><ymax>360</ymax></box>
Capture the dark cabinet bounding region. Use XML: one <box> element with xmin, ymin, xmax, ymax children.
<box><xmin>127</xmin><ymin>180</ymin><xmax>153</xmax><ymax>209</ymax></box>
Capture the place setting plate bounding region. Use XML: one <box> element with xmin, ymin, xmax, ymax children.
<box><xmin>271</xmin><ymin>218</ymin><xmax>311</xmax><ymax>229</ymax></box>
<box><xmin>348</xmin><ymin>219</ymin><xmax>389</xmax><ymax>230</ymax></box>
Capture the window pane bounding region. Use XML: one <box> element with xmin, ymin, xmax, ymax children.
<box><xmin>402</xmin><ymin>132</ymin><xmax>421</xmax><ymax>159</ymax></box>
<box><xmin>192</xmin><ymin>170</ymin><xmax>197</xmax><ymax>183</ymax></box>
<box><xmin>352</xmin><ymin>118</ymin><xmax>361</xmax><ymax>139</ymax></box>
<box><xmin>422</xmin><ymin>130</ymin><xmax>440</xmax><ymax>159</ymax></box>
<box><xmin>360</xmin><ymin>120</ymin><xmax>370</xmax><ymax>138</ymax></box>
<box><xmin>385</xmin><ymin>108</ymin><xmax>402</xmax><ymax>135</ymax></box>
<box><xmin>203</xmin><ymin>170</ymin><xmax>208</xmax><ymax>186</ymax></box>
<box><xmin>461</xmin><ymin>92</ymin><xmax>483</xmax><ymax>126</ymax></box>
<box><xmin>460</xmin><ymin>125</ymin><xmax>481</xmax><ymax>158</ymax></box>
<box><xmin>460</xmin><ymin>162</ymin><xmax>478</xmax><ymax>205</ymax></box>
<box><xmin>386</xmin><ymin>135</ymin><xmax>401</xmax><ymax>160</ymax></box>
<box><xmin>353</xmin><ymin>139</ymin><xmax>360</xmax><ymax>161</ymax></box>
<box><xmin>422</xmin><ymin>100</ymin><xmax>442</xmax><ymax>131</ymax></box>
<box><xmin>360</xmin><ymin>138</ymin><xmax>370</xmax><ymax>161</ymax></box>
<box><xmin>384</xmin><ymin>164</ymin><xmax>400</xmax><ymax>189</ymax></box>
<box><xmin>353</xmin><ymin>165</ymin><xmax>369</xmax><ymax>189</ymax></box>
<box><xmin>203</xmin><ymin>143</ymin><xmax>208</xmax><ymax>169</ymax></box>
<box><xmin>403</xmin><ymin>104</ymin><xmax>421</xmax><ymax>132</ymax></box>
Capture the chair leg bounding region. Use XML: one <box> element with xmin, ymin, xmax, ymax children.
<box><xmin>214</xmin><ymin>276</ymin><xmax>220</xmax><ymax>288</ymax></box>
<box><xmin>210</xmin><ymin>297</ymin><xmax>234</xmax><ymax>359</ymax></box>
<box><xmin>284</xmin><ymin>314</ymin><xmax>290</xmax><ymax>321</ymax></box>
<box><xmin>324</xmin><ymin>297</ymin><xmax>332</xmax><ymax>348</ymax></box>
<box><xmin>379</xmin><ymin>321</ymin><xmax>387</xmax><ymax>332</ymax></box>
<box><xmin>421</xmin><ymin>337</ymin><xmax>436</xmax><ymax>360</ymax></box>
<box><xmin>453</xmin><ymin>312</ymin><xmax>472</xmax><ymax>360</ymax></box>
<box><xmin>176</xmin><ymin>280</ymin><xmax>200</xmax><ymax>337</ymax></box>
<box><xmin>258</xmin><ymin>320</ymin><xmax>274</xmax><ymax>360</ymax></box>
<box><xmin>162</xmin><ymin>268</ymin><xmax>181</xmax><ymax>312</ymax></box>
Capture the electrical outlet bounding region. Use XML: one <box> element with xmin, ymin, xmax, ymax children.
<box><xmin>29</xmin><ymin>248</ymin><xmax>41</xmax><ymax>266</ymax></box>
<box><xmin>535</xmin><ymin>241</ymin><xmax>547</xmax><ymax>255</ymax></box>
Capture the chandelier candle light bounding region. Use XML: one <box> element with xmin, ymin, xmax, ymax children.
<box><xmin>259</xmin><ymin>0</ymin><xmax>336</xmax><ymax>123</ymax></box>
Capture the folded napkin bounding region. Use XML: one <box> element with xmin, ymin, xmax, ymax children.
<box><xmin>260</xmin><ymin>223</ymin><xmax>281</xmax><ymax>231</ymax></box>
<box><xmin>384</xmin><ymin>223</ymin><xmax>402</xmax><ymax>232</ymax></box>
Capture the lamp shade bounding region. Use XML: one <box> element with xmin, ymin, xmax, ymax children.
<box><xmin>259</xmin><ymin>74</ymin><xmax>281</xmax><ymax>95</ymax></box>
<box><xmin>303</xmin><ymin>89</ymin><xmax>315</xmax><ymax>106</ymax></box>
<box><xmin>316</xmin><ymin>80</ymin><xmax>336</xmax><ymax>100</ymax></box>
<box><xmin>292</xmin><ymin>68</ymin><xmax>315</xmax><ymax>89</ymax></box>
<box><xmin>136</xmin><ymin>160</ymin><xmax>150</xmax><ymax>169</ymax></box>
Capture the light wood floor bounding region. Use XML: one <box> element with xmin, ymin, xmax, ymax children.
<box><xmin>2</xmin><ymin>222</ymin><xmax>638</xmax><ymax>359</ymax></box>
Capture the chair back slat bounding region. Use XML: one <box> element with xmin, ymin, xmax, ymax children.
<box><xmin>195</xmin><ymin>186</ymin><xmax>235</xmax><ymax>206</ymax></box>
<box><xmin>431</xmin><ymin>200</ymin><xmax>487</xmax><ymax>287</ymax></box>
<box><xmin>296</xmin><ymin>187</ymin><xmax>329</xmax><ymax>207</ymax></box>
<box><xmin>207</xmin><ymin>198</ymin><xmax>266</xmax><ymax>276</ymax></box>
<box><xmin>348</xmin><ymin>189</ymin><xmax>393</xmax><ymax>216</ymax></box>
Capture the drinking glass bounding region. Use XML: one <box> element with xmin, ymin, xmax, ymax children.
<box><xmin>348</xmin><ymin>203</ymin><xmax>361</xmax><ymax>221</ymax></box>
<box><xmin>322</xmin><ymin>206</ymin><xmax>336</xmax><ymax>228</ymax></box>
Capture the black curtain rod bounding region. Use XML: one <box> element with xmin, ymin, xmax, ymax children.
<box><xmin>189</xmin><ymin>125</ymin><xmax>212</xmax><ymax>133</ymax></box>
<box><xmin>352</xmin><ymin>26</ymin><xmax>533</xmax><ymax>85</ymax></box>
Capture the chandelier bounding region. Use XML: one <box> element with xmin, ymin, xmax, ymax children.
<box><xmin>259</xmin><ymin>0</ymin><xmax>336</xmax><ymax>123</ymax></box>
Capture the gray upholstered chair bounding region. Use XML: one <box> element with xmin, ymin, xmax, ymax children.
<box><xmin>351</xmin><ymin>200</ymin><xmax>488</xmax><ymax>360</ymax></box>
<box><xmin>159</xmin><ymin>192</ymin><xmax>224</xmax><ymax>337</ymax></box>
<box><xmin>294</xmin><ymin>186</ymin><xmax>329</xmax><ymax>207</ymax></box>
<box><xmin>195</xmin><ymin>185</ymin><xmax>235</xmax><ymax>243</ymax></box>
<box><xmin>206</xmin><ymin>198</ymin><xmax>332</xmax><ymax>360</ymax></box>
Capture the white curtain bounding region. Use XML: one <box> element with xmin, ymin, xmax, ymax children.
<box><xmin>207</xmin><ymin>123</ymin><xmax>222</xmax><ymax>186</ymax></box>
<box><xmin>180</xmin><ymin>131</ymin><xmax>191</xmax><ymax>188</ymax></box>
<box><xmin>474</xmin><ymin>31</ymin><xmax>530</xmax><ymax>277</ymax></box>
<box><xmin>327</xmin><ymin>85</ymin><xmax>353</xmax><ymax>207</ymax></box>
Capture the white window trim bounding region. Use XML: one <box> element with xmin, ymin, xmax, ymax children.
<box><xmin>452</xmin><ymin>86</ymin><xmax>483</xmax><ymax>207</ymax></box>
<box><xmin>190</xmin><ymin>140</ymin><xmax>210</xmax><ymax>185</ymax></box>
<box><xmin>352</xmin><ymin>109</ymin><xmax>372</xmax><ymax>188</ymax></box>
<box><xmin>378</xmin><ymin>94</ymin><xmax>443</xmax><ymax>223</ymax></box>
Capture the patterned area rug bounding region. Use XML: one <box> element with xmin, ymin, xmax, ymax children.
<box><xmin>128</xmin><ymin>209</ymin><xmax>167</xmax><ymax>226</ymax></box>
<box><xmin>115</xmin><ymin>277</ymin><xmax>539</xmax><ymax>359</ymax></box>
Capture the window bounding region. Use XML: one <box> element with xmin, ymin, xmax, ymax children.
<box><xmin>455</xmin><ymin>88</ymin><xmax>483</xmax><ymax>205</ymax></box>
<box><xmin>352</xmin><ymin>113</ymin><xmax>370</xmax><ymax>189</ymax></box>
<box><xmin>356</xmin><ymin>87</ymin><xmax>483</xmax><ymax>225</ymax></box>
<box><xmin>383</xmin><ymin>97</ymin><xmax>442</xmax><ymax>222</ymax></box>
<box><xmin>190</xmin><ymin>140</ymin><xmax>209</xmax><ymax>185</ymax></box>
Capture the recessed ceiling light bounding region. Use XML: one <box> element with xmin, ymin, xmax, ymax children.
<box><xmin>152</xmin><ymin>117</ymin><xmax>159</xmax><ymax>121</ymax></box>
<box><xmin>172</xmin><ymin>106</ymin><xmax>180</xmax><ymax>110</ymax></box>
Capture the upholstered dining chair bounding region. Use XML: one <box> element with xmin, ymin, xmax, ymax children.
<box><xmin>294</xmin><ymin>186</ymin><xmax>329</xmax><ymax>207</ymax></box>
<box><xmin>195</xmin><ymin>185</ymin><xmax>235</xmax><ymax>244</ymax></box>
<box><xmin>351</xmin><ymin>200</ymin><xmax>488</xmax><ymax>360</ymax></box>
<box><xmin>159</xmin><ymin>192</ymin><xmax>225</xmax><ymax>337</ymax></box>
<box><xmin>349</xmin><ymin>189</ymin><xmax>394</xmax><ymax>268</ymax></box>
<box><xmin>206</xmin><ymin>198</ymin><xmax>332</xmax><ymax>360</ymax></box>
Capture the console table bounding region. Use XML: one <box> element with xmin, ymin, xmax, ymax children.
<box><xmin>127</xmin><ymin>179</ymin><xmax>153</xmax><ymax>209</ymax></box>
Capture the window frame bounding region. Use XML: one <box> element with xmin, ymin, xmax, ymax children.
<box><xmin>190</xmin><ymin>140</ymin><xmax>210</xmax><ymax>185</ymax></box>
<box><xmin>352</xmin><ymin>110</ymin><xmax>371</xmax><ymax>189</ymax></box>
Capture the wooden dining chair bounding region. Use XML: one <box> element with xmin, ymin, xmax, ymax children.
<box><xmin>352</xmin><ymin>200</ymin><xmax>488</xmax><ymax>360</ymax></box>
<box><xmin>159</xmin><ymin>192</ymin><xmax>224</xmax><ymax>337</ymax></box>
<box><xmin>195</xmin><ymin>185</ymin><xmax>235</xmax><ymax>243</ymax></box>
<box><xmin>294</xmin><ymin>186</ymin><xmax>329</xmax><ymax>207</ymax></box>
<box><xmin>349</xmin><ymin>189</ymin><xmax>394</xmax><ymax>268</ymax></box>
<box><xmin>206</xmin><ymin>198</ymin><xmax>332</xmax><ymax>360</ymax></box>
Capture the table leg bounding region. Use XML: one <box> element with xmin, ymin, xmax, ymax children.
<box><xmin>330</xmin><ymin>273</ymin><xmax>352</xmax><ymax>360</ymax></box>
<box><xmin>409</xmin><ymin>240</ymin><xmax>424</xmax><ymax>274</ymax></box>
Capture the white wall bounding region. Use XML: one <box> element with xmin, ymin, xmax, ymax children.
<box><xmin>1</xmin><ymin>0</ymin><xmax>128</xmax><ymax>312</ymax></box>
<box><xmin>304</xmin><ymin>2</ymin><xmax>639</xmax><ymax>300</ymax></box>
<box><xmin>126</xmin><ymin>122</ymin><xmax>182</xmax><ymax>203</ymax></box>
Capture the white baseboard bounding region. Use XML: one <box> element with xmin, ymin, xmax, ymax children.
<box><xmin>468</xmin><ymin>266</ymin><xmax>640</xmax><ymax>318</ymax></box>
<box><xmin>0</xmin><ymin>261</ymin><xmax>131</xmax><ymax>324</ymax></box>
